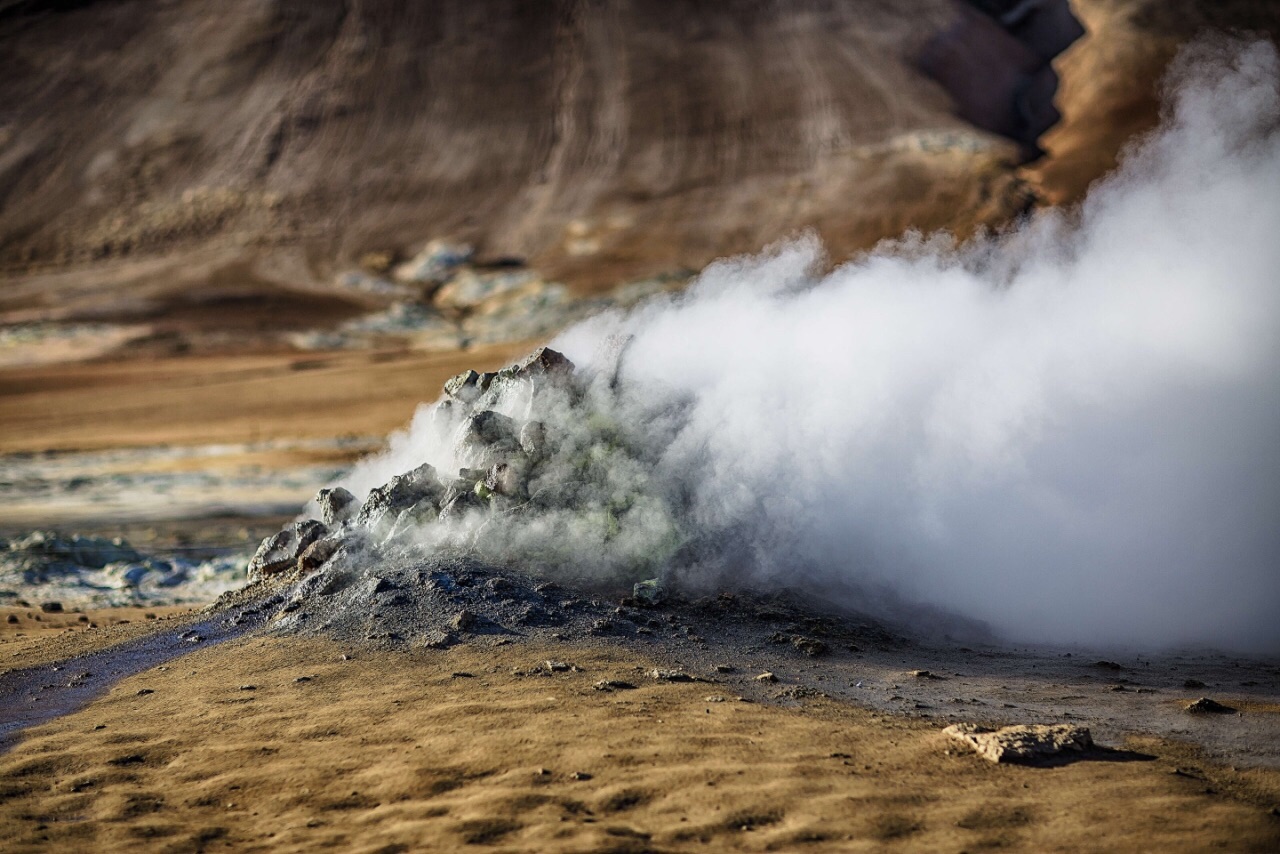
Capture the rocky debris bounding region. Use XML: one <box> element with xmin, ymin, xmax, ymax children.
<box><xmin>392</xmin><ymin>240</ymin><xmax>474</xmax><ymax>285</ymax></box>
<box><xmin>1184</xmin><ymin>679</ymin><xmax>1207</xmax><ymax>689</ymax></box>
<box><xmin>1093</xmin><ymin>660</ymin><xmax>1124</xmax><ymax>671</ymax></box>
<box><xmin>768</xmin><ymin>632</ymin><xmax>829</xmax><ymax>657</ymax></box>
<box><xmin>248</xmin><ymin>521</ymin><xmax>328</xmax><ymax>580</ymax></box>
<box><xmin>944</xmin><ymin>723</ymin><xmax>1093</xmax><ymax>764</ymax></box>
<box><xmin>1185</xmin><ymin>698</ymin><xmax>1237</xmax><ymax>715</ymax></box>
<box><xmin>649</xmin><ymin>669</ymin><xmax>695</xmax><ymax>682</ymax></box>
<box><xmin>299</xmin><ymin>248</ymin><xmax>682</xmax><ymax>355</ymax></box>
<box><xmin>911</xmin><ymin>669</ymin><xmax>943</xmax><ymax>680</ymax></box>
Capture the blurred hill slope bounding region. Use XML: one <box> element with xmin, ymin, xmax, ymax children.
<box><xmin>0</xmin><ymin>0</ymin><xmax>1276</xmax><ymax>296</ymax></box>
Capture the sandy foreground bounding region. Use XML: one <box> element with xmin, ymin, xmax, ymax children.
<box><xmin>0</xmin><ymin>608</ymin><xmax>1277</xmax><ymax>853</ymax></box>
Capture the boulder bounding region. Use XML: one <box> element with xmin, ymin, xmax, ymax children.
<box><xmin>484</xmin><ymin>461</ymin><xmax>525</xmax><ymax>497</ymax></box>
<box><xmin>248</xmin><ymin>520</ymin><xmax>328</xmax><ymax>580</ymax></box>
<box><xmin>297</xmin><ymin>536</ymin><xmax>343</xmax><ymax>574</ymax></box>
<box><xmin>632</xmin><ymin>578</ymin><xmax>667</xmax><ymax>607</ymax></box>
<box><xmin>443</xmin><ymin>369</ymin><xmax>483</xmax><ymax>403</ymax></box>
<box><xmin>356</xmin><ymin>463</ymin><xmax>443</xmax><ymax>533</ymax></box>
<box><xmin>943</xmin><ymin>723</ymin><xmax>1093</xmax><ymax>763</ymax></box>
<box><xmin>514</xmin><ymin>346</ymin><xmax>574</xmax><ymax>379</ymax></box>
<box><xmin>519</xmin><ymin>420</ymin><xmax>547</xmax><ymax>457</ymax></box>
<box><xmin>316</xmin><ymin>487</ymin><xmax>358</xmax><ymax>527</ymax></box>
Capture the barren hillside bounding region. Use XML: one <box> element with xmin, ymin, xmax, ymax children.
<box><xmin>0</xmin><ymin>0</ymin><xmax>1276</xmax><ymax>299</ymax></box>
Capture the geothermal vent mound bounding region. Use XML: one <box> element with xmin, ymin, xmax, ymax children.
<box><xmin>238</xmin><ymin>346</ymin><xmax>900</xmax><ymax>653</ymax></box>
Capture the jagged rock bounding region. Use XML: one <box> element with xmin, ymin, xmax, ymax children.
<box><xmin>443</xmin><ymin>369</ymin><xmax>483</xmax><ymax>403</ymax></box>
<box><xmin>943</xmin><ymin>723</ymin><xmax>1093</xmax><ymax>764</ymax></box>
<box><xmin>357</xmin><ymin>463</ymin><xmax>443</xmax><ymax>534</ymax></box>
<box><xmin>297</xmin><ymin>536</ymin><xmax>342</xmax><ymax>574</ymax></box>
<box><xmin>248</xmin><ymin>520</ymin><xmax>328</xmax><ymax>580</ymax></box>
<box><xmin>519</xmin><ymin>420</ymin><xmax>547</xmax><ymax>457</ymax></box>
<box><xmin>633</xmin><ymin>578</ymin><xmax>666</xmax><ymax>607</ymax></box>
<box><xmin>316</xmin><ymin>487</ymin><xmax>358</xmax><ymax>526</ymax></box>
<box><xmin>468</xmin><ymin>410</ymin><xmax>519</xmax><ymax>446</ymax></box>
<box><xmin>451</xmin><ymin>609</ymin><xmax>477</xmax><ymax>631</ymax></box>
<box><xmin>438</xmin><ymin>483</ymin><xmax>486</xmax><ymax>521</ymax></box>
<box><xmin>484</xmin><ymin>461</ymin><xmax>525</xmax><ymax>497</ymax></box>
<box><xmin>650</xmin><ymin>668</ymin><xmax>694</xmax><ymax>682</ymax></box>
<box><xmin>514</xmin><ymin>346</ymin><xmax>574</xmax><ymax>379</ymax></box>
<box><xmin>1185</xmin><ymin>697</ymin><xmax>1237</xmax><ymax>714</ymax></box>
<box><xmin>420</xmin><ymin>629</ymin><xmax>457</xmax><ymax>649</ymax></box>
<box><xmin>456</xmin><ymin>410</ymin><xmax>522</xmax><ymax>468</ymax></box>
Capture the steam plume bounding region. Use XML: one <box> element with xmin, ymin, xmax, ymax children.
<box><xmin>342</xmin><ymin>38</ymin><xmax>1280</xmax><ymax>652</ymax></box>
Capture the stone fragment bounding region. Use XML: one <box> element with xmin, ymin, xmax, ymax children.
<box><xmin>514</xmin><ymin>346</ymin><xmax>574</xmax><ymax>379</ymax></box>
<box><xmin>297</xmin><ymin>537</ymin><xmax>342</xmax><ymax>574</ymax></box>
<box><xmin>519</xmin><ymin>420</ymin><xmax>546</xmax><ymax>457</ymax></box>
<box><xmin>650</xmin><ymin>669</ymin><xmax>694</xmax><ymax>682</ymax></box>
<box><xmin>593</xmin><ymin>680</ymin><xmax>637</xmax><ymax>691</ymax></box>
<box><xmin>421</xmin><ymin>630</ymin><xmax>457</xmax><ymax>649</ymax></box>
<box><xmin>1185</xmin><ymin>697</ymin><xmax>1237</xmax><ymax>714</ymax></box>
<box><xmin>315</xmin><ymin>487</ymin><xmax>358</xmax><ymax>526</ymax></box>
<box><xmin>484</xmin><ymin>461</ymin><xmax>524</xmax><ymax>497</ymax></box>
<box><xmin>755</xmin><ymin>672</ymin><xmax>778</xmax><ymax>683</ymax></box>
<box><xmin>943</xmin><ymin>723</ymin><xmax>1093</xmax><ymax>763</ymax></box>
<box><xmin>1183</xmin><ymin>679</ymin><xmax>1206</xmax><ymax>689</ymax></box>
<box><xmin>451</xmin><ymin>610</ymin><xmax>477</xmax><ymax>632</ymax></box>
<box><xmin>356</xmin><ymin>463</ymin><xmax>442</xmax><ymax>534</ymax></box>
<box><xmin>443</xmin><ymin>369</ymin><xmax>483</xmax><ymax>403</ymax></box>
<box><xmin>632</xmin><ymin>579</ymin><xmax>667</xmax><ymax>607</ymax></box>
<box><xmin>248</xmin><ymin>520</ymin><xmax>328</xmax><ymax>579</ymax></box>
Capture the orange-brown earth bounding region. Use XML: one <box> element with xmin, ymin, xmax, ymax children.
<box><xmin>1</xmin><ymin>633</ymin><xmax>1278</xmax><ymax>853</ymax></box>
<box><xmin>3</xmin><ymin>6</ymin><xmax>1280</xmax><ymax>851</ymax></box>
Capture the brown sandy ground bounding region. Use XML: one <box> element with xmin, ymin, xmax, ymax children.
<box><xmin>0</xmin><ymin>342</ymin><xmax>532</xmax><ymax>456</ymax></box>
<box><xmin>1</xmin><ymin>606</ymin><xmax>197</xmax><ymax>669</ymax></box>
<box><xmin>1</xmin><ymin>633</ymin><xmax>1278</xmax><ymax>853</ymax></box>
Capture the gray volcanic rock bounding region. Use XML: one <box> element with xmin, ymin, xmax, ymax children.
<box><xmin>248</xmin><ymin>521</ymin><xmax>328</xmax><ymax>580</ymax></box>
<box><xmin>316</xmin><ymin>487</ymin><xmax>358</xmax><ymax>527</ymax></box>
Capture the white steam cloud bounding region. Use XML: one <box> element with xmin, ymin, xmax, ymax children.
<box><xmin>342</xmin><ymin>39</ymin><xmax>1280</xmax><ymax>653</ymax></box>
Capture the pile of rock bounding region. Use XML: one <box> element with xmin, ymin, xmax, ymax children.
<box><xmin>249</xmin><ymin>345</ymin><xmax>658</xmax><ymax>584</ymax></box>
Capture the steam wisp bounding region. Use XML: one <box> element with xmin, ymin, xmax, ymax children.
<box><xmin>335</xmin><ymin>39</ymin><xmax>1280</xmax><ymax>653</ymax></box>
